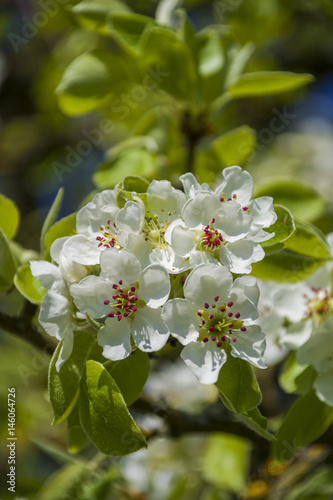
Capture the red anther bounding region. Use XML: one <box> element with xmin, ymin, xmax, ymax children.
<box><xmin>108</xmin><ymin>313</ymin><xmax>114</xmax><ymax>318</ymax></box>
<box><xmin>228</xmin><ymin>330</ymin><xmax>232</xmax><ymax>334</ymax></box>
<box><xmin>98</xmin><ymin>243</ymin><xmax>103</xmax><ymax>247</ymax></box>
<box><xmin>203</xmin><ymin>337</ymin><xmax>209</xmax><ymax>343</ymax></box>
<box><xmin>222</xmin><ymin>335</ymin><xmax>227</xmax><ymax>341</ymax></box>
<box><xmin>197</xmin><ymin>311</ymin><xmax>202</xmax><ymax>317</ymax></box>
<box><xmin>227</xmin><ymin>302</ymin><xmax>233</xmax><ymax>307</ymax></box>
<box><xmin>228</xmin><ymin>312</ymin><xmax>233</xmax><ymax>317</ymax></box>
<box><xmin>112</xmin><ymin>284</ymin><xmax>118</xmax><ymax>289</ymax></box>
<box><xmin>235</xmin><ymin>313</ymin><xmax>240</xmax><ymax>318</ymax></box>
<box><xmin>208</xmin><ymin>327</ymin><xmax>215</xmax><ymax>332</ymax></box>
<box><xmin>133</xmin><ymin>296</ymin><xmax>138</xmax><ymax>301</ymax></box>
<box><xmin>214</xmin><ymin>296</ymin><xmax>219</xmax><ymax>302</ymax></box>
<box><xmin>217</xmin><ymin>342</ymin><xmax>222</xmax><ymax>347</ymax></box>
<box><xmin>204</xmin><ymin>303</ymin><xmax>209</xmax><ymax>309</ymax></box>
<box><xmin>117</xmin><ymin>316</ymin><xmax>122</xmax><ymax>321</ymax></box>
<box><xmin>211</xmin><ymin>336</ymin><xmax>216</xmax><ymax>341</ymax></box>
<box><xmin>212</xmin><ymin>218</ymin><xmax>215</xmax><ymax>223</ymax></box>
<box><xmin>118</xmin><ymin>288</ymin><xmax>123</xmax><ymax>294</ymax></box>
<box><xmin>116</xmin><ymin>311</ymin><xmax>121</xmax><ymax>316</ymax></box>
<box><xmin>221</xmin><ymin>307</ymin><xmax>226</xmax><ymax>312</ymax></box>
<box><xmin>124</xmin><ymin>313</ymin><xmax>129</xmax><ymax>317</ymax></box>
<box><xmin>103</xmin><ymin>244</ymin><xmax>109</xmax><ymax>248</ymax></box>
<box><xmin>232</xmin><ymin>338</ymin><xmax>237</xmax><ymax>342</ymax></box>
<box><xmin>132</xmin><ymin>306</ymin><xmax>137</xmax><ymax>312</ymax></box>
<box><xmin>229</xmin><ymin>323</ymin><xmax>233</xmax><ymax>328</ymax></box>
<box><xmin>242</xmin><ymin>207</ymin><xmax>248</xmax><ymax>211</ymax></box>
<box><xmin>240</xmin><ymin>326</ymin><xmax>247</xmax><ymax>332</ymax></box>
<box><xmin>107</xmin><ymin>220</ymin><xmax>111</xmax><ymax>224</ymax></box>
<box><xmin>104</xmin><ymin>300</ymin><xmax>110</xmax><ymax>305</ymax></box>
<box><xmin>119</xmin><ymin>280</ymin><xmax>123</xmax><ymax>285</ymax></box>
<box><xmin>233</xmin><ymin>194</ymin><xmax>237</xmax><ymax>199</ymax></box>
<box><xmin>220</xmin><ymin>197</ymin><xmax>224</xmax><ymax>202</ymax></box>
<box><xmin>227</xmin><ymin>198</ymin><xmax>232</xmax><ymax>201</ymax></box>
<box><xmin>210</xmin><ymin>315</ymin><xmax>214</xmax><ymax>320</ymax></box>
<box><xmin>131</xmin><ymin>286</ymin><xmax>136</xmax><ymax>292</ymax></box>
<box><xmin>96</xmin><ymin>236</ymin><xmax>102</xmax><ymax>241</ymax></box>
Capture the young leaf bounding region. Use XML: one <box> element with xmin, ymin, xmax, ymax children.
<box><xmin>284</xmin><ymin>219</ymin><xmax>332</xmax><ymax>259</ymax></box>
<box><xmin>251</xmin><ymin>250</ymin><xmax>328</xmax><ymax>283</ymax></box>
<box><xmin>254</xmin><ymin>178</ymin><xmax>327</xmax><ymax>222</ymax></box>
<box><xmin>0</xmin><ymin>228</ymin><xmax>17</xmax><ymax>292</ymax></box>
<box><xmin>123</xmin><ymin>175</ymin><xmax>150</xmax><ymax>193</ymax></box>
<box><xmin>238</xmin><ymin>407</ymin><xmax>274</xmax><ymax>441</ymax></box>
<box><xmin>0</xmin><ymin>194</ymin><xmax>20</xmax><ymax>240</ymax></box>
<box><xmin>49</xmin><ymin>330</ymin><xmax>97</xmax><ymax>424</ymax></box>
<box><xmin>14</xmin><ymin>264</ymin><xmax>47</xmax><ymax>305</ymax></box>
<box><xmin>104</xmin><ymin>349</ymin><xmax>149</xmax><ymax>406</ymax></box>
<box><xmin>40</xmin><ymin>188</ymin><xmax>64</xmax><ymax>255</ymax></box>
<box><xmin>109</xmin><ymin>11</ymin><xmax>155</xmax><ymax>49</ymax></box>
<box><xmin>274</xmin><ymin>390</ymin><xmax>333</xmax><ymax>463</ymax></box>
<box><xmin>227</xmin><ymin>71</ymin><xmax>314</xmax><ymax>98</ymax></box>
<box><xmin>44</xmin><ymin>213</ymin><xmax>77</xmax><ymax>250</ymax></box>
<box><xmin>71</xmin><ymin>0</ymin><xmax>131</xmax><ymax>34</ymax></box>
<box><xmin>36</xmin><ymin>462</ymin><xmax>90</xmax><ymax>500</ymax></box>
<box><xmin>261</xmin><ymin>205</ymin><xmax>296</xmax><ymax>248</ymax></box>
<box><xmin>140</xmin><ymin>27</ymin><xmax>197</xmax><ymax>101</ymax></box>
<box><xmin>216</xmin><ymin>355</ymin><xmax>262</xmax><ymax>414</ymax></box>
<box><xmin>67</xmin><ymin>402</ymin><xmax>89</xmax><ymax>454</ymax></box>
<box><xmin>79</xmin><ymin>360</ymin><xmax>147</xmax><ymax>455</ymax></box>
<box><xmin>211</xmin><ymin>126</ymin><xmax>256</xmax><ymax>168</ymax></box>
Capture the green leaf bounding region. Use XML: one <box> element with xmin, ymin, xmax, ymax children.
<box><xmin>44</xmin><ymin>213</ymin><xmax>77</xmax><ymax>251</ymax></box>
<box><xmin>254</xmin><ymin>178</ymin><xmax>327</xmax><ymax>222</ymax></box>
<box><xmin>56</xmin><ymin>49</ymin><xmax>138</xmax><ymax>116</ymax></box>
<box><xmin>279</xmin><ymin>352</ymin><xmax>317</xmax><ymax>396</ymax></box>
<box><xmin>41</xmin><ymin>188</ymin><xmax>64</xmax><ymax>255</ymax></box>
<box><xmin>198</xmin><ymin>29</ymin><xmax>224</xmax><ymax>78</ymax></box>
<box><xmin>140</xmin><ymin>27</ymin><xmax>197</xmax><ymax>101</ymax></box>
<box><xmin>109</xmin><ymin>12</ymin><xmax>154</xmax><ymax>49</ymax></box>
<box><xmin>123</xmin><ymin>175</ymin><xmax>150</xmax><ymax>193</ymax></box>
<box><xmin>284</xmin><ymin>219</ymin><xmax>332</xmax><ymax>259</ymax></box>
<box><xmin>261</xmin><ymin>205</ymin><xmax>296</xmax><ymax>248</ymax></box>
<box><xmin>224</xmin><ymin>42</ymin><xmax>256</xmax><ymax>89</ymax></box>
<box><xmin>49</xmin><ymin>331</ymin><xmax>97</xmax><ymax>424</ymax></box>
<box><xmin>71</xmin><ymin>0</ymin><xmax>131</xmax><ymax>34</ymax></box>
<box><xmin>104</xmin><ymin>349</ymin><xmax>149</xmax><ymax>406</ymax></box>
<box><xmin>93</xmin><ymin>149</ymin><xmax>159</xmax><ymax>188</ymax></box>
<box><xmin>227</xmin><ymin>71</ymin><xmax>314</xmax><ymax>99</ymax></box>
<box><xmin>79</xmin><ymin>360</ymin><xmax>147</xmax><ymax>455</ymax></box>
<box><xmin>203</xmin><ymin>433</ymin><xmax>251</xmax><ymax>492</ymax></box>
<box><xmin>274</xmin><ymin>391</ymin><xmax>333</xmax><ymax>463</ymax></box>
<box><xmin>0</xmin><ymin>228</ymin><xmax>17</xmax><ymax>292</ymax></box>
<box><xmin>251</xmin><ymin>250</ymin><xmax>328</xmax><ymax>283</ymax></box>
<box><xmin>14</xmin><ymin>264</ymin><xmax>47</xmax><ymax>305</ymax></box>
<box><xmin>155</xmin><ymin>0</ymin><xmax>183</xmax><ymax>26</ymax></box>
<box><xmin>211</xmin><ymin>126</ymin><xmax>256</xmax><ymax>168</ymax></box>
<box><xmin>216</xmin><ymin>355</ymin><xmax>262</xmax><ymax>414</ymax></box>
<box><xmin>238</xmin><ymin>407</ymin><xmax>275</xmax><ymax>441</ymax></box>
<box><xmin>36</xmin><ymin>462</ymin><xmax>89</xmax><ymax>500</ymax></box>
<box><xmin>67</xmin><ymin>402</ymin><xmax>89</xmax><ymax>454</ymax></box>
<box><xmin>0</xmin><ymin>194</ymin><xmax>20</xmax><ymax>240</ymax></box>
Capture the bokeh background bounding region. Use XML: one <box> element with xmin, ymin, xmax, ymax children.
<box><xmin>1</xmin><ymin>0</ymin><xmax>333</xmax><ymax>498</ymax></box>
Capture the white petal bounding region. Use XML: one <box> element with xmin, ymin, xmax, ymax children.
<box><xmin>215</xmin><ymin>203</ymin><xmax>252</xmax><ymax>242</ymax></box>
<box><xmin>171</xmin><ymin>225</ymin><xmax>197</xmax><ymax>257</ymax></box>
<box><xmin>161</xmin><ymin>299</ymin><xmax>199</xmax><ymax>345</ymax></box>
<box><xmin>131</xmin><ymin>306</ymin><xmax>169</xmax><ymax>352</ymax></box>
<box><xmin>76</xmin><ymin>190</ymin><xmax>118</xmax><ymax>236</ymax></box>
<box><xmin>232</xmin><ymin>275</ymin><xmax>260</xmax><ymax>308</ymax></box>
<box><xmin>147</xmin><ymin>180</ymin><xmax>186</xmax><ymax>223</ymax></box>
<box><xmin>228</xmin><ymin>291</ymin><xmax>259</xmax><ymax>321</ymax></box>
<box><xmin>281</xmin><ymin>321</ymin><xmax>313</xmax><ymax>350</ymax></box>
<box><xmin>164</xmin><ymin>218</ymin><xmax>184</xmax><ymax>245</ymax></box>
<box><xmin>245</xmin><ymin>228</ymin><xmax>274</xmax><ymax>243</ymax></box>
<box><xmin>189</xmin><ymin>250</ymin><xmax>219</xmax><ymax>267</ymax></box>
<box><xmin>70</xmin><ymin>276</ymin><xmax>113</xmax><ymax>318</ymax></box>
<box><xmin>249</xmin><ymin>197</ymin><xmax>277</xmax><ymax>229</ymax></box>
<box><xmin>314</xmin><ymin>372</ymin><xmax>333</xmax><ymax>406</ymax></box>
<box><xmin>139</xmin><ymin>264</ymin><xmax>170</xmax><ymax>308</ymax></box>
<box><xmin>100</xmin><ymin>248</ymin><xmax>141</xmax><ymax>286</ymax></box>
<box><xmin>231</xmin><ymin>325</ymin><xmax>266</xmax><ymax>369</ymax></box>
<box><xmin>39</xmin><ymin>291</ymin><xmax>72</xmax><ymax>342</ymax></box>
<box><xmin>180</xmin><ymin>172</ymin><xmax>211</xmax><ymax>198</ymax></box>
<box><xmin>56</xmin><ymin>330</ymin><xmax>74</xmax><ymax>371</ymax></box>
<box><xmin>184</xmin><ymin>263</ymin><xmax>233</xmax><ymax>307</ymax></box>
<box><xmin>59</xmin><ymin>254</ymin><xmax>88</xmax><ymax>285</ymax></box>
<box><xmin>219</xmin><ymin>240</ymin><xmax>265</xmax><ymax>274</ymax></box>
<box><xmin>30</xmin><ymin>260</ymin><xmax>65</xmax><ymax>294</ymax></box>
<box><xmin>216</xmin><ymin>166</ymin><xmax>253</xmax><ymax>206</ymax></box>
<box><xmin>182</xmin><ymin>192</ymin><xmax>220</xmax><ymax>229</ymax></box>
<box><xmin>115</xmin><ymin>200</ymin><xmax>145</xmax><ymax>237</ymax></box>
<box><xmin>50</xmin><ymin>236</ymin><xmax>69</xmax><ymax>264</ymax></box>
<box><xmin>297</xmin><ymin>320</ymin><xmax>333</xmax><ymax>373</ymax></box>
<box><xmin>149</xmin><ymin>247</ymin><xmax>191</xmax><ymax>274</ymax></box>
<box><xmin>125</xmin><ymin>233</ymin><xmax>152</xmax><ymax>270</ymax></box>
<box><xmin>271</xmin><ymin>284</ymin><xmax>307</xmax><ymax>322</ymax></box>
<box><xmin>62</xmin><ymin>234</ymin><xmax>101</xmax><ymax>265</ymax></box>
<box><xmin>98</xmin><ymin>317</ymin><xmax>132</xmax><ymax>360</ymax></box>
<box><xmin>181</xmin><ymin>341</ymin><xmax>227</xmax><ymax>385</ymax></box>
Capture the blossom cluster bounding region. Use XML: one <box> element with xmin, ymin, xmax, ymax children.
<box><xmin>31</xmin><ymin>166</ymin><xmax>277</xmax><ymax>384</ymax></box>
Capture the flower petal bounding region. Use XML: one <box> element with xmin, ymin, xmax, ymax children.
<box><xmin>100</xmin><ymin>248</ymin><xmax>141</xmax><ymax>286</ymax></box>
<box><xmin>147</xmin><ymin>180</ymin><xmax>186</xmax><ymax>223</ymax></box>
<box><xmin>149</xmin><ymin>247</ymin><xmax>191</xmax><ymax>274</ymax></box>
<box><xmin>184</xmin><ymin>263</ymin><xmax>233</xmax><ymax>307</ymax></box>
<box><xmin>131</xmin><ymin>306</ymin><xmax>169</xmax><ymax>352</ymax></box>
<box><xmin>281</xmin><ymin>321</ymin><xmax>313</xmax><ymax>350</ymax></box>
<box><xmin>62</xmin><ymin>234</ymin><xmax>101</xmax><ymax>265</ymax></box>
<box><xmin>182</xmin><ymin>192</ymin><xmax>220</xmax><ymax>229</ymax></box>
<box><xmin>138</xmin><ymin>264</ymin><xmax>170</xmax><ymax>308</ymax></box>
<box><xmin>249</xmin><ymin>196</ymin><xmax>277</xmax><ymax>229</ymax></box>
<box><xmin>215</xmin><ymin>165</ymin><xmax>253</xmax><ymax>206</ymax></box>
<box><xmin>171</xmin><ymin>225</ymin><xmax>197</xmax><ymax>257</ymax></box>
<box><xmin>231</xmin><ymin>325</ymin><xmax>266</xmax><ymax>369</ymax></box>
<box><xmin>30</xmin><ymin>260</ymin><xmax>65</xmax><ymax>294</ymax></box>
<box><xmin>115</xmin><ymin>200</ymin><xmax>145</xmax><ymax>238</ymax></box>
<box><xmin>228</xmin><ymin>291</ymin><xmax>259</xmax><ymax>321</ymax></box>
<box><xmin>215</xmin><ymin>203</ymin><xmax>252</xmax><ymax>242</ymax></box>
<box><xmin>76</xmin><ymin>190</ymin><xmax>118</xmax><ymax>236</ymax></box>
<box><xmin>219</xmin><ymin>240</ymin><xmax>265</xmax><ymax>274</ymax></box>
<box><xmin>232</xmin><ymin>275</ymin><xmax>260</xmax><ymax>308</ymax></box>
<box><xmin>189</xmin><ymin>250</ymin><xmax>219</xmax><ymax>267</ymax></box>
<box><xmin>70</xmin><ymin>276</ymin><xmax>113</xmax><ymax>318</ymax></box>
<box><xmin>39</xmin><ymin>291</ymin><xmax>72</xmax><ymax>341</ymax></box>
<box><xmin>98</xmin><ymin>317</ymin><xmax>132</xmax><ymax>360</ymax></box>
<box><xmin>297</xmin><ymin>320</ymin><xmax>333</xmax><ymax>373</ymax></box>
<box><xmin>125</xmin><ymin>233</ymin><xmax>152</xmax><ymax>270</ymax></box>
<box><xmin>314</xmin><ymin>372</ymin><xmax>333</xmax><ymax>406</ymax></box>
<box><xmin>162</xmin><ymin>298</ymin><xmax>199</xmax><ymax>345</ymax></box>
<box><xmin>180</xmin><ymin>341</ymin><xmax>227</xmax><ymax>385</ymax></box>
<box><xmin>180</xmin><ymin>172</ymin><xmax>211</xmax><ymax>199</ymax></box>
<box><xmin>56</xmin><ymin>330</ymin><xmax>74</xmax><ymax>371</ymax></box>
